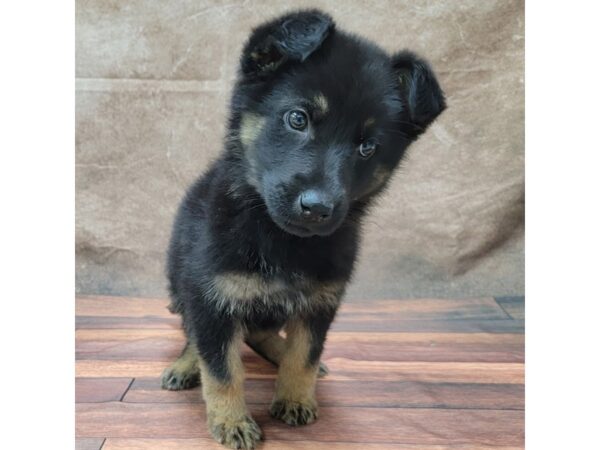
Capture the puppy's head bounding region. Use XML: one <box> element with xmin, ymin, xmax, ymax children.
<box><xmin>232</xmin><ymin>10</ymin><xmax>445</xmax><ymax>237</ymax></box>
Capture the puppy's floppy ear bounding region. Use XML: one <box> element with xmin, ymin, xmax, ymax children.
<box><xmin>392</xmin><ymin>51</ymin><xmax>446</xmax><ymax>133</ymax></box>
<box><xmin>241</xmin><ymin>10</ymin><xmax>334</xmax><ymax>77</ymax></box>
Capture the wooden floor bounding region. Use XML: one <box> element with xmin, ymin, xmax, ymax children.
<box><xmin>75</xmin><ymin>295</ymin><xmax>524</xmax><ymax>450</ymax></box>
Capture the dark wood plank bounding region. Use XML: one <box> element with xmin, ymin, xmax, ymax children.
<box><xmin>327</xmin><ymin>331</ymin><xmax>523</xmax><ymax>346</ymax></box>
<box><xmin>330</xmin><ymin>318</ymin><xmax>524</xmax><ymax>333</ymax></box>
<box><xmin>76</xmin><ymin>296</ymin><xmax>522</xmax><ymax>333</ymax></box>
<box><xmin>323</xmin><ymin>332</ymin><xmax>524</xmax><ymax>363</ymax></box>
<box><xmin>76</xmin><ymin>377</ymin><xmax>133</xmax><ymax>403</ymax></box>
<box><xmin>76</xmin><ymin>360</ymin><xmax>168</xmax><ymax>378</ymax></box>
<box><xmin>124</xmin><ymin>378</ymin><xmax>204</xmax><ymax>404</ymax></box>
<box><xmin>76</xmin><ymin>315</ymin><xmax>181</xmax><ymax>330</ymax></box>
<box><xmin>76</xmin><ymin>357</ymin><xmax>523</xmax><ymax>384</ymax></box>
<box><xmin>76</xmin><ymin>296</ymin><xmax>506</xmax><ymax>321</ymax></box>
<box><xmin>338</xmin><ymin>298</ymin><xmax>508</xmax><ymax>320</ymax></box>
<box><xmin>77</xmin><ymin>295</ymin><xmax>171</xmax><ymax>317</ymax></box>
<box><xmin>75</xmin><ymin>437</ymin><xmax>105</xmax><ymax>450</ymax></box>
<box><xmin>103</xmin><ymin>437</ymin><xmax>522</xmax><ymax>449</ymax></box>
<box><xmin>76</xmin><ymin>402</ymin><xmax>523</xmax><ymax>447</ymax></box>
<box><xmin>124</xmin><ymin>377</ymin><xmax>524</xmax><ymax>410</ymax></box>
<box><xmin>495</xmin><ymin>296</ymin><xmax>525</xmax><ymax>320</ymax></box>
<box><xmin>76</xmin><ymin>329</ymin><xmax>523</xmax><ymax>363</ymax></box>
<box><xmin>77</xmin><ymin>315</ymin><xmax>524</xmax><ymax>333</ymax></box>
<box><xmin>75</xmin><ymin>295</ymin><xmax>524</xmax><ymax>447</ymax></box>
<box><xmin>75</xmin><ymin>329</ymin><xmax>184</xmax><ymax>361</ymax></box>
<box><xmin>316</xmin><ymin>359</ymin><xmax>524</xmax><ymax>384</ymax></box>
<box><xmin>82</xmin><ymin>329</ymin><xmax>511</xmax><ymax>343</ymax></box>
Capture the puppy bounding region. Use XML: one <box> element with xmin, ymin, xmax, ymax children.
<box><xmin>161</xmin><ymin>9</ymin><xmax>445</xmax><ymax>449</ymax></box>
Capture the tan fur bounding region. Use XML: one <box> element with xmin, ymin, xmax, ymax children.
<box><xmin>208</xmin><ymin>272</ymin><xmax>345</xmax><ymax>315</ymax></box>
<box><xmin>312</xmin><ymin>93</ymin><xmax>329</xmax><ymax>115</ymax></box>
<box><xmin>372</xmin><ymin>165</ymin><xmax>391</xmax><ymax>185</ymax></box>
<box><xmin>312</xmin><ymin>280</ymin><xmax>345</xmax><ymax>306</ymax></box>
<box><xmin>200</xmin><ymin>330</ymin><xmax>246</xmax><ymax>422</ymax></box>
<box><xmin>274</xmin><ymin>321</ymin><xmax>317</xmax><ymax>402</ymax></box>
<box><xmin>270</xmin><ymin>320</ymin><xmax>319</xmax><ymax>425</ymax></box>
<box><xmin>364</xmin><ymin>117</ymin><xmax>376</xmax><ymax>127</ymax></box>
<box><xmin>239</xmin><ymin>113</ymin><xmax>266</xmax><ymax>149</ymax></box>
<box><xmin>357</xmin><ymin>164</ymin><xmax>392</xmax><ymax>199</ymax></box>
<box><xmin>212</xmin><ymin>272</ymin><xmax>287</xmax><ymax>302</ymax></box>
<box><xmin>170</xmin><ymin>341</ymin><xmax>199</xmax><ymax>374</ymax></box>
<box><xmin>200</xmin><ymin>330</ymin><xmax>262</xmax><ymax>448</ymax></box>
<box><xmin>161</xmin><ymin>342</ymin><xmax>200</xmax><ymax>390</ymax></box>
<box><xmin>239</xmin><ymin>112</ymin><xmax>267</xmax><ymax>190</ymax></box>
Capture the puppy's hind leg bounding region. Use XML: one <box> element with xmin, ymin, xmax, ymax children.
<box><xmin>161</xmin><ymin>341</ymin><xmax>201</xmax><ymax>390</ymax></box>
<box><xmin>246</xmin><ymin>329</ymin><xmax>329</xmax><ymax>378</ymax></box>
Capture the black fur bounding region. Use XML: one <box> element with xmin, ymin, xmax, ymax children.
<box><xmin>167</xmin><ymin>9</ymin><xmax>445</xmax><ymax>387</ymax></box>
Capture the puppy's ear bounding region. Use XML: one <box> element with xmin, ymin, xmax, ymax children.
<box><xmin>241</xmin><ymin>10</ymin><xmax>334</xmax><ymax>77</ymax></box>
<box><xmin>392</xmin><ymin>51</ymin><xmax>446</xmax><ymax>133</ymax></box>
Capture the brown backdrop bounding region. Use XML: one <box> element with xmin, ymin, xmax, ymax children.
<box><xmin>76</xmin><ymin>0</ymin><xmax>524</xmax><ymax>299</ymax></box>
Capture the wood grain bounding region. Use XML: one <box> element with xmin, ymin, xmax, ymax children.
<box><xmin>495</xmin><ymin>296</ymin><xmax>525</xmax><ymax>320</ymax></box>
<box><xmin>75</xmin><ymin>329</ymin><xmax>524</xmax><ymax>363</ymax></box>
<box><xmin>103</xmin><ymin>438</ymin><xmax>523</xmax><ymax>450</ymax></box>
<box><xmin>330</xmin><ymin>318</ymin><xmax>524</xmax><ymax>333</ymax></box>
<box><xmin>124</xmin><ymin>378</ymin><xmax>524</xmax><ymax>410</ymax></box>
<box><xmin>76</xmin><ymin>377</ymin><xmax>133</xmax><ymax>403</ymax></box>
<box><xmin>76</xmin><ymin>315</ymin><xmax>179</xmax><ymax>329</ymax></box>
<box><xmin>77</xmin><ymin>296</ymin><xmax>507</xmax><ymax>320</ymax></box>
<box><xmin>75</xmin><ymin>437</ymin><xmax>105</xmax><ymax>450</ymax></box>
<box><xmin>76</xmin><ymin>295</ymin><xmax>171</xmax><ymax>317</ymax></box>
<box><xmin>77</xmin><ymin>315</ymin><xmax>524</xmax><ymax>333</ymax></box>
<box><xmin>75</xmin><ymin>295</ymin><xmax>525</xmax><ymax>449</ymax></box>
<box><xmin>76</xmin><ymin>358</ymin><xmax>523</xmax><ymax>384</ymax></box>
<box><xmin>338</xmin><ymin>298</ymin><xmax>508</xmax><ymax>320</ymax></box>
<box><xmin>77</xmin><ymin>402</ymin><xmax>523</xmax><ymax>446</ymax></box>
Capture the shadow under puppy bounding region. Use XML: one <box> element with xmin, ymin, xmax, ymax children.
<box><xmin>162</xmin><ymin>9</ymin><xmax>445</xmax><ymax>450</ymax></box>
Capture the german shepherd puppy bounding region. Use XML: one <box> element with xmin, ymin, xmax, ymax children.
<box><xmin>162</xmin><ymin>9</ymin><xmax>445</xmax><ymax>449</ymax></box>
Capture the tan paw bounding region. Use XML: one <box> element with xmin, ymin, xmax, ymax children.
<box><xmin>210</xmin><ymin>415</ymin><xmax>263</xmax><ymax>450</ymax></box>
<box><xmin>270</xmin><ymin>399</ymin><xmax>318</xmax><ymax>426</ymax></box>
<box><xmin>160</xmin><ymin>365</ymin><xmax>200</xmax><ymax>391</ymax></box>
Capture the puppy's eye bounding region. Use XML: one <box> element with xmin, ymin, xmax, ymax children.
<box><xmin>285</xmin><ymin>110</ymin><xmax>308</xmax><ymax>131</ymax></box>
<box><xmin>359</xmin><ymin>138</ymin><xmax>378</xmax><ymax>158</ymax></box>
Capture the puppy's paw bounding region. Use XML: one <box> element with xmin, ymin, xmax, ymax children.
<box><xmin>210</xmin><ymin>416</ymin><xmax>263</xmax><ymax>450</ymax></box>
<box><xmin>270</xmin><ymin>399</ymin><xmax>318</xmax><ymax>426</ymax></box>
<box><xmin>160</xmin><ymin>365</ymin><xmax>200</xmax><ymax>391</ymax></box>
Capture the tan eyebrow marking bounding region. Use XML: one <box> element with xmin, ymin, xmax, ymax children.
<box><xmin>239</xmin><ymin>112</ymin><xmax>266</xmax><ymax>149</ymax></box>
<box><xmin>312</xmin><ymin>93</ymin><xmax>329</xmax><ymax>114</ymax></box>
<box><xmin>364</xmin><ymin>117</ymin><xmax>376</xmax><ymax>127</ymax></box>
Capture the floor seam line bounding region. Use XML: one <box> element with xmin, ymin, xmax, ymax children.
<box><xmin>119</xmin><ymin>378</ymin><xmax>135</xmax><ymax>402</ymax></box>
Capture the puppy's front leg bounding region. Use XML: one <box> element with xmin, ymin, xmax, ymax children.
<box><xmin>196</xmin><ymin>327</ymin><xmax>262</xmax><ymax>449</ymax></box>
<box><xmin>270</xmin><ymin>310</ymin><xmax>335</xmax><ymax>426</ymax></box>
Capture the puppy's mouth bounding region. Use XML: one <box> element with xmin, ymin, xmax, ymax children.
<box><xmin>281</xmin><ymin>221</ymin><xmax>316</xmax><ymax>237</ymax></box>
<box><xmin>274</xmin><ymin>215</ymin><xmax>346</xmax><ymax>238</ymax></box>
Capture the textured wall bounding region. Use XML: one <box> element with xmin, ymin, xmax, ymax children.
<box><xmin>76</xmin><ymin>0</ymin><xmax>524</xmax><ymax>299</ymax></box>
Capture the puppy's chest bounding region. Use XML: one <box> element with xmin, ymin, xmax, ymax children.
<box><xmin>206</xmin><ymin>270</ymin><xmax>345</xmax><ymax>316</ymax></box>
<box><xmin>220</xmin><ymin>230</ymin><xmax>356</xmax><ymax>283</ymax></box>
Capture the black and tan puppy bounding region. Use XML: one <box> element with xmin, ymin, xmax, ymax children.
<box><xmin>161</xmin><ymin>9</ymin><xmax>445</xmax><ymax>449</ymax></box>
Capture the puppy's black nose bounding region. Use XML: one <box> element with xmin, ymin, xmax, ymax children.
<box><xmin>299</xmin><ymin>190</ymin><xmax>334</xmax><ymax>222</ymax></box>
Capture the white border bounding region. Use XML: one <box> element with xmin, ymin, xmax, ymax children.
<box><xmin>2</xmin><ymin>1</ymin><xmax>600</xmax><ymax>448</ymax></box>
<box><xmin>0</xmin><ymin>2</ymin><xmax>74</xmax><ymax>448</ymax></box>
<box><xmin>527</xmin><ymin>1</ymin><xmax>600</xmax><ymax>448</ymax></box>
